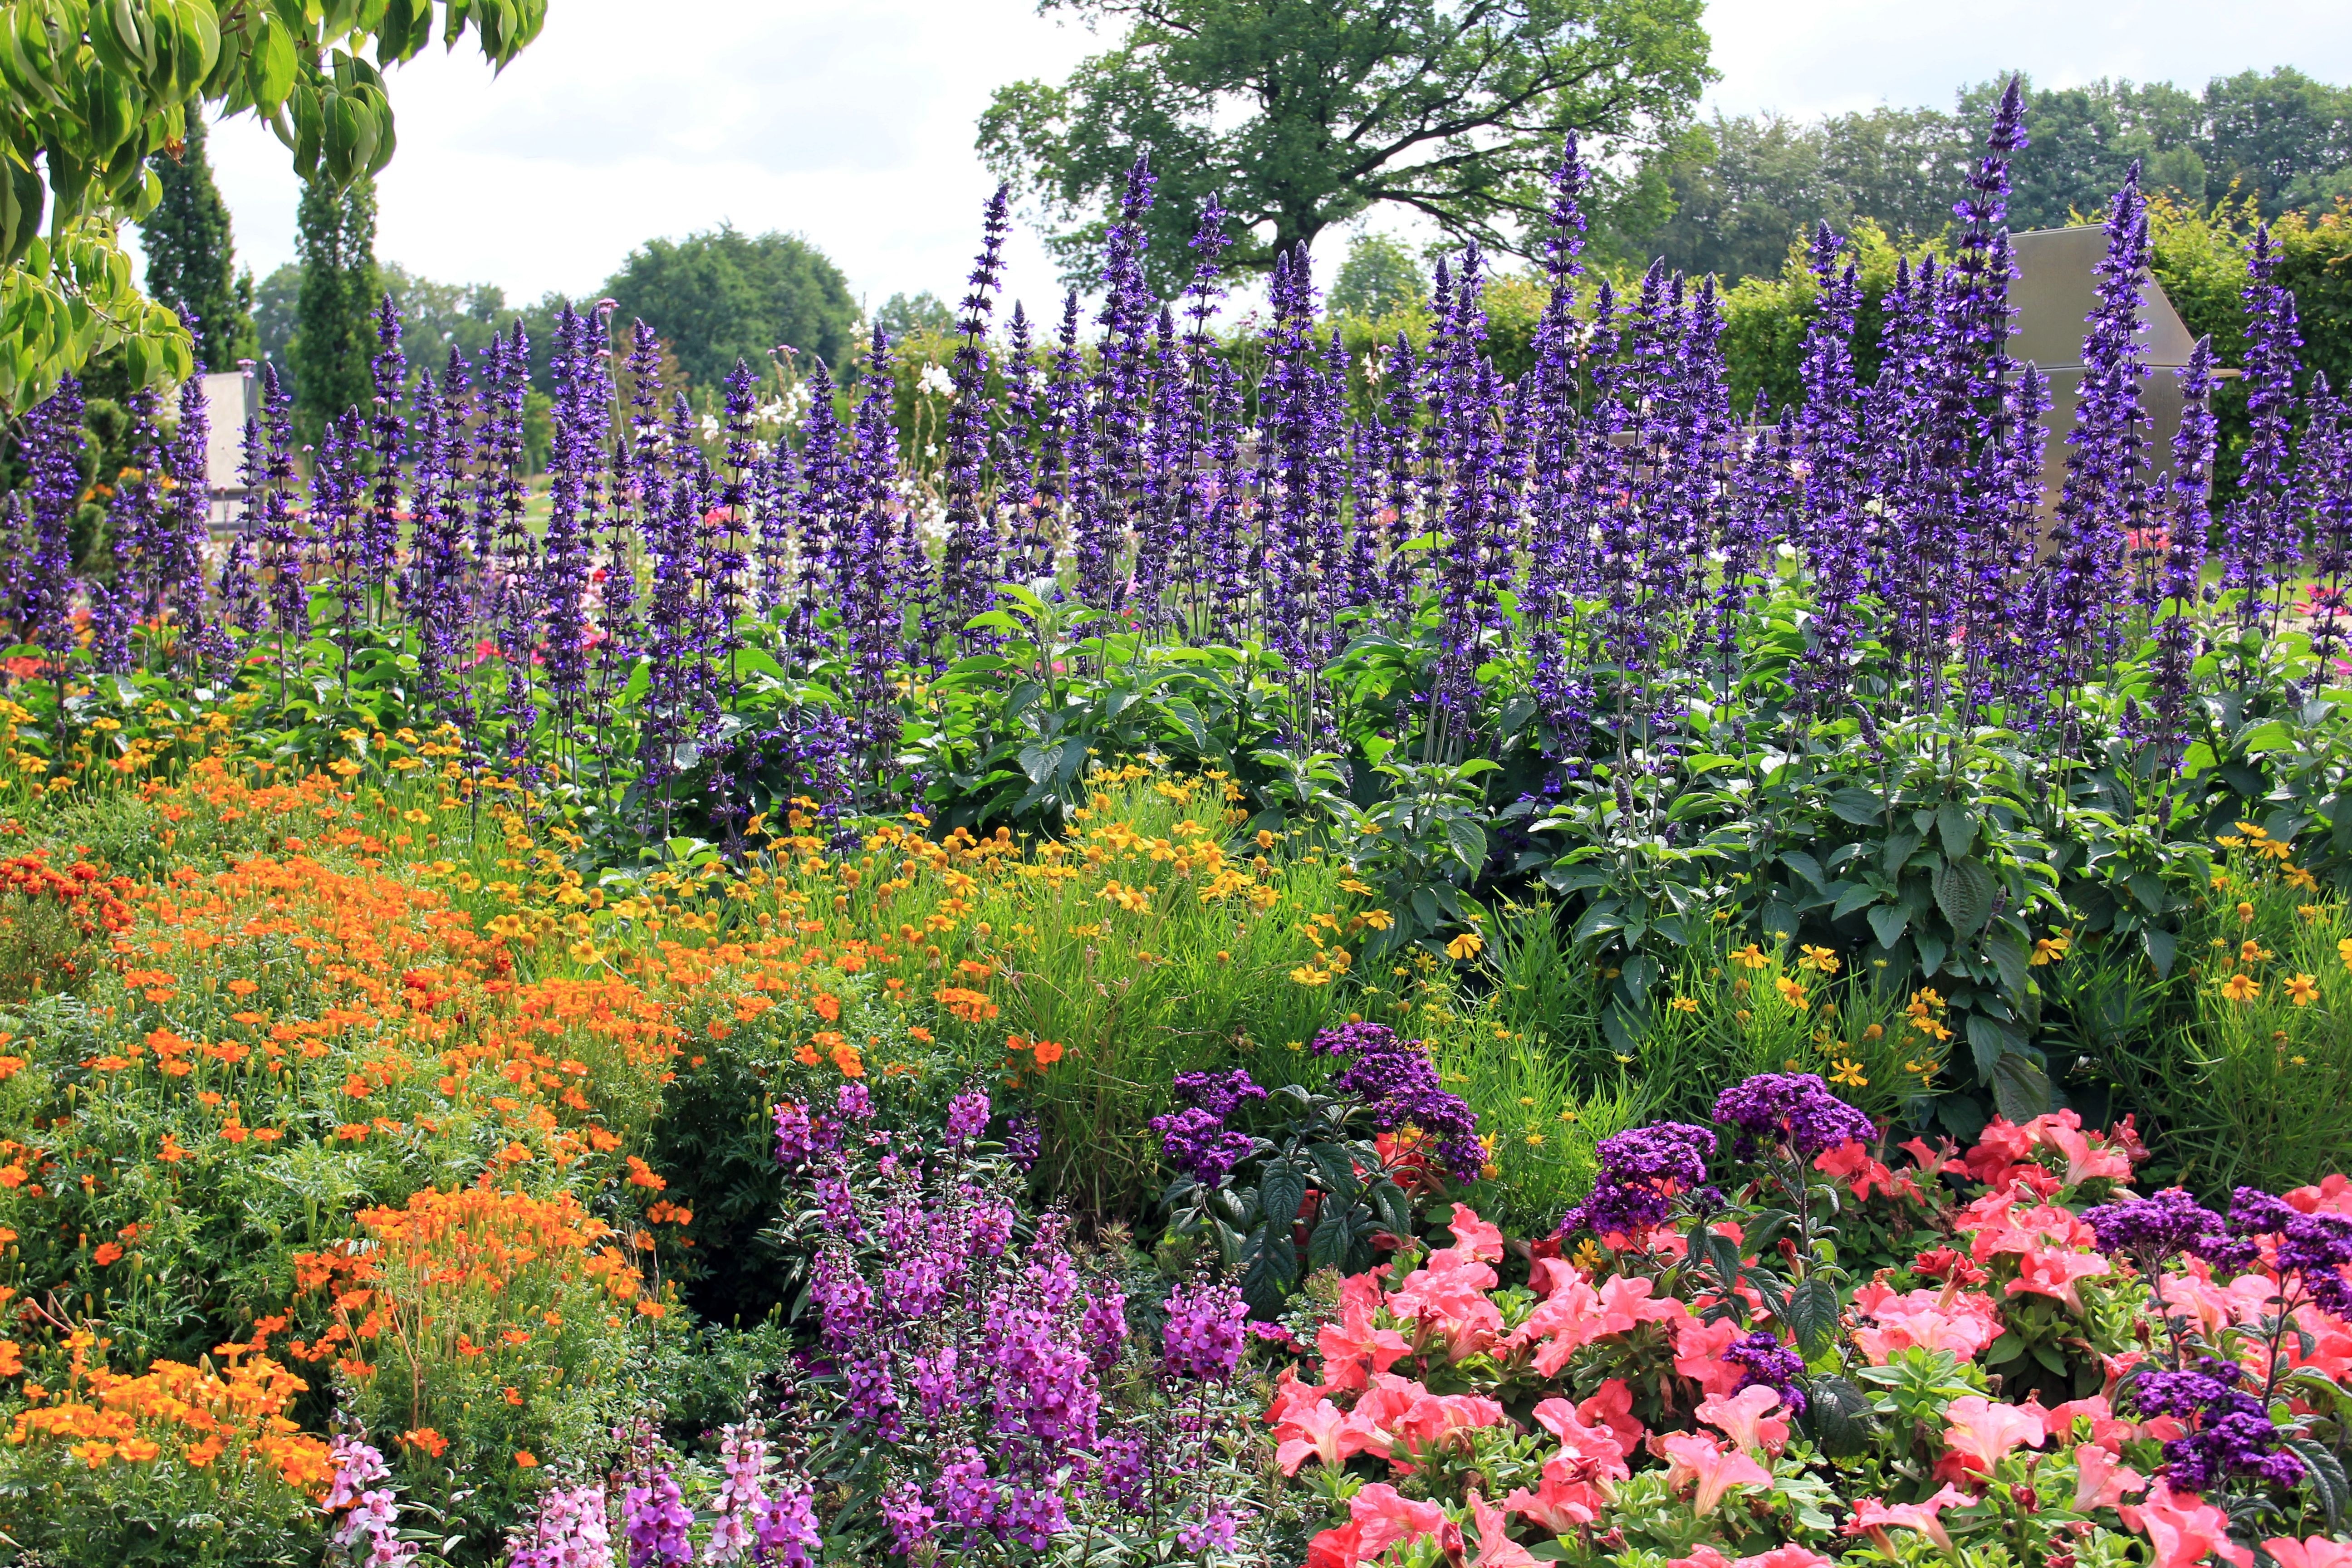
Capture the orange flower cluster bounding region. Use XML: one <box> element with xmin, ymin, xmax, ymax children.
<box><xmin>0</xmin><ymin>850</ymin><xmax>133</xmax><ymax>938</ymax></box>
<box><xmin>6</xmin><ymin>1331</ymin><xmax>330</xmax><ymax>1493</ymax></box>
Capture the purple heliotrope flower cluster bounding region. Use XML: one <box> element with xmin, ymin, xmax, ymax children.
<box><xmin>1149</xmin><ymin>1068</ymin><xmax>1267</xmax><ymax>1184</ymax></box>
<box><xmin>1712</xmin><ymin>1072</ymin><xmax>1877</xmax><ymax>1161</ymax></box>
<box><xmin>2126</xmin><ymin>1356</ymin><xmax>2305</xmax><ymax>1492</ymax></box>
<box><xmin>1311</xmin><ymin>1021</ymin><xmax>1484</xmax><ymax>1185</ymax></box>
<box><xmin>1724</xmin><ymin>1329</ymin><xmax>1809</xmax><ymax>1415</ymax></box>
<box><xmin>2215</xmin><ymin>1188</ymin><xmax>2352</xmax><ymax>1320</ymax></box>
<box><xmin>2084</xmin><ymin>1187</ymin><xmax>2232</xmax><ymax>1267</ymax></box>
<box><xmin>1558</xmin><ymin>1121</ymin><xmax>1717</xmax><ymax>1240</ymax></box>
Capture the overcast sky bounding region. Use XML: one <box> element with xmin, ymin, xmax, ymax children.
<box><xmin>164</xmin><ymin>0</ymin><xmax>2352</xmax><ymax>320</ymax></box>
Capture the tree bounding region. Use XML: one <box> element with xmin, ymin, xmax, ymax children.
<box><xmin>2202</xmin><ymin>68</ymin><xmax>2352</xmax><ymax>218</ymax></box>
<box><xmin>977</xmin><ymin>0</ymin><xmax>1711</xmax><ymax>290</ymax></box>
<box><xmin>601</xmin><ymin>225</ymin><xmax>859</xmax><ymax>389</ymax></box>
<box><xmin>1957</xmin><ymin>75</ymin><xmax>2209</xmax><ymax>231</ymax></box>
<box><xmin>0</xmin><ymin>0</ymin><xmax>545</xmax><ymax>413</ymax></box>
<box><xmin>289</xmin><ymin>176</ymin><xmax>377</xmax><ymax>438</ymax></box>
<box><xmin>876</xmin><ymin>290</ymin><xmax>955</xmax><ymax>342</ymax></box>
<box><xmin>137</xmin><ymin>111</ymin><xmax>256</xmax><ymax>368</ymax></box>
<box><xmin>1329</xmin><ymin>230</ymin><xmax>1427</xmax><ymax>317</ymax></box>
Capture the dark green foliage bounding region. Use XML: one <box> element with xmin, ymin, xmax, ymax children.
<box><xmin>978</xmin><ymin>0</ymin><xmax>1711</xmax><ymax>290</ymax></box>
<box><xmin>289</xmin><ymin>176</ymin><xmax>380</xmax><ymax>440</ymax></box>
<box><xmin>601</xmin><ymin>225</ymin><xmax>860</xmax><ymax>389</ymax></box>
<box><xmin>1330</xmin><ymin>230</ymin><xmax>1429</xmax><ymax>319</ymax></box>
<box><xmin>874</xmin><ymin>289</ymin><xmax>954</xmax><ymax>342</ymax></box>
<box><xmin>139</xmin><ymin>114</ymin><xmax>258</xmax><ymax>370</ymax></box>
<box><xmin>1645</xmin><ymin>67</ymin><xmax>2352</xmax><ymax>288</ymax></box>
<box><xmin>1643</xmin><ymin>108</ymin><xmax>1970</xmax><ymax>284</ymax></box>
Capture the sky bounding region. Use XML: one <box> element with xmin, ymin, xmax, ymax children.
<box><xmin>159</xmin><ymin>0</ymin><xmax>2352</xmax><ymax>322</ymax></box>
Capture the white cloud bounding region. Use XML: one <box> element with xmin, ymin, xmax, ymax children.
<box><xmin>1700</xmin><ymin>0</ymin><xmax>2352</xmax><ymax>119</ymax></box>
<box><xmin>138</xmin><ymin>0</ymin><xmax>2352</xmax><ymax>321</ymax></box>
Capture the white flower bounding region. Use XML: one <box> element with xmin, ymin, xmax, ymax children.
<box><xmin>698</xmin><ymin>415</ymin><xmax>721</xmax><ymax>441</ymax></box>
<box><xmin>917</xmin><ymin>363</ymin><xmax>956</xmax><ymax>399</ymax></box>
<box><xmin>1775</xmin><ymin>541</ymin><xmax>1797</xmax><ymax>559</ymax></box>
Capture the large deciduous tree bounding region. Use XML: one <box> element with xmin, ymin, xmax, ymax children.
<box><xmin>977</xmin><ymin>0</ymin><xmax>1710</xmax><ymax>289</ymax></box>
<box><xmin>601</xmin><ymin>225</ymin><xmax>859</xmax><ymax>391</ymax></box>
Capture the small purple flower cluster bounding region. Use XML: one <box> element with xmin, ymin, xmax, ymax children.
<box><xmin>1711</xmin><ymin>1072</ymin><xmax>1877</xmax><ymax>1161</ymax></box>
<box><xmin>1160</xmin><ymin>1280</ymin><xmax>1250</xmax><ymax>1383</ymax></box>
<box><xmin>1558</xmin><ymin>1121</ymin><xmax>1717</xmax><ymax>1240</ymax></box>
<box><xmin>507</xmin><ymin>1482</ymin><xmax>612</xmax><ymax>1568</ymax></box>
<box><xmin>322</xmin><ymin>1433</ymin><xmax>417</xmax><ymax>1567</ymax></box>
<box><xmin>2126</xmin><ymin>1356</ymin><xmax>2306</xmax><ymax>1492</ymax></box>
<box><xmin>1311</xmin><ymin>1022</ymin><xmax>1484</xmax><ymax>1184</ymax></box>
<box><xmin>2084</xmin><ymin>1187</ymin><xmax>2231</xmax><ymax>1267</ymax></box>
<box><xmin>1149</xmin><ymin>1068</ymin><xmax>1267</xmax><ymax>1184</ymax></box>
<box><xmin>2217</xmin><ymin>1188</ymin><xmax>2352</xmax><ymax>1320</ymax></box>
<box><xmin>1723</xmin><ymin>1329</ymin><xmax>1808</xmax><ymax>1415</ymax></box>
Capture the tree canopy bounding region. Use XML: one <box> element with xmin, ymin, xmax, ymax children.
<box><xmin>601</xmin><ymin>225</ymin><xmax>860</xmax><ymax>390</ymax></box>
<box><xmin>1642</xmin><ymin>66</ymin><xmax>2352</xmax><ymax>285</ymax></box>
<box><xmin>977</xmin><ymin>0</ymin><xmax>1711</xmax><ymax>290</ymax></box>
<box><xmin>1329</xmin><ymin>230</ymin><xmax>1427</xmax><ymax>318</ymax></box>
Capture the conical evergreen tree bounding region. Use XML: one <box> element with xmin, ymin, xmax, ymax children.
<box><xmin>141</xmin><ymin>113</ymin><xmax>257</xmax><ymax>369</ymax></box>
<box><xmin>290</xmin><ymin>175</ymin><xmax>379</xmax><ymax>441</ymax></box>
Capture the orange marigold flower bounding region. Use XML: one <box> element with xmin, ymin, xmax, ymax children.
<box><xmin>91</xmin><ymin>1242</ymin><xmax>123</xmax><ymax>1266</ymax></box>
<box><xmin>400</xmin><ymin>1427</ymin><xmax>449</xmax><ymax>1457</ymax></box>
<box><xmin>514</xmin><ymin>1451</ymin><xmax>539</xmax><ymax>1467</ymax></box>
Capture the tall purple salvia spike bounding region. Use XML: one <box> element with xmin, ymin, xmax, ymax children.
<box><xmin>940</xmin><ymin>183</ymin><xmax>1010</xmax><ymax>635</ymax></box>
<box><xmin>365</xmin><ymin>293</ymin><xmax>407</xmax><ymax>612</ymax></box>
<box><xmin>2223</xmin><ymin>221</ymin><xmax>2303</xmax><ymax>643</ymax></box>
<box><xmin>2302</xmin><ymin>375</ymin><xmax>2352</xmax><ymax>669</ymax></box>
<box><xmin>2046</xmin><ymin>161</ymin><xmax>2151</xmax><ymax>696</ymax></box>
<box><xmin>161</xmin><ymin>372</ymin><xmax>215</xmax><ymax>667</ymax></box>
<box><xmin>2151</xmin><ymin>338</ymin><xmax>2218</xmax><ymax>761</ymax></box>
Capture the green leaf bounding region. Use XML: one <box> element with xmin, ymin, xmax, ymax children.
<box><xmin>1937</xmin><ymin>803</ymin><xmax>1974</xmax><ymax>858</ymax></box>
<box><xmin>1989</xmin><ymin>1050</ymin><xmax>2053</xmax><ymax>1122</ymax></box>
<box><xmin>1983</xmin><ymin>932</ymin><xmax>2030</xmax><ymax>1000</ymax></box>
<box><xmin>1258</xmin><ymin>1163</ymin><xmax>1306</xmax><ymax>1231</ymax></box>
<box><xmin>2142</xmin><ymin>926</ymin><xmax>2177</xmax><ymax>978</ymax></box>
<box><xmin>1867</xmin><ymin>904</ymin><xmax>1908</xmax><ymax>950</ymax></box>
<box><xmin>1787</xmin><ymin>1274</ymin><xmax>1841</xmax><ymax>1356</ymax></box>
<box><xmin>2287</xmin><ymin>1437</ymin><xmax>2349</xmax><ymax>1527</ymax></box>
<box><xmin>1828</xmin><ymin>787</ymin><xmax>1883</xmax><ymax>824</ymax></box>
<box><xmin>1781</xmin><ymin>849</ymin><xmax>1825</xmax><ymax>887</ymax></box>
<box><xmin>1933</xmin><ymin>858</ymin><xmax>1996</xmax><ymax>934</ymax></box>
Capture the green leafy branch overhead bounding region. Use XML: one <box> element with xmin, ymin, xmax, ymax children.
<box><xmin>0</xmin><ymin>0</ymin><xmax>546</xmax><ymax>411</ymax></box>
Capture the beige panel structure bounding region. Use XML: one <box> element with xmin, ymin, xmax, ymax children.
<box><xmin>201</xmin><ymin>368</ymin><xmax>258</xmax><ymax>530</ymax></box>
<box><xmin>2009</xmin><ymin>225</ymin><xmax>2207</xmax><ymax>513</ymax></box>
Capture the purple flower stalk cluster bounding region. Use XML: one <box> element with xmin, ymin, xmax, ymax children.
<box><xmin>1711</xmin><ymin>1071</ymin><xmax>1877</xmax><ymax>1161</ymax></box>
<box><xmin>1310</xmin><ymin>1020</ymin><xmax>1484</xmax><ymax>1184</ymax></box>
<box><xmin>783</xmin><ymin>1084</ymin><xmax>1141</xmax><ymax>1557</ymax></box>
<box><xmin>699</xmin><ymin>1422</ymin><xmax>819</xmax><ymax>1567</ymax></box>
<box><xmin>506</xmin><ymin>1481</ymin><xmax>612</xmax><ymax>1568</ymax></box>
<box><xmin>322</xmin><ymin>1433</ymin><xmax>418</xmax><ymax>1567</ymax></box>
<box><xmin>2125</xmin><ymin>1356</ymin><xmax>2305</xmax><ymax>1492</ymax></box>
<box><xmin>1558</xmin><ymin>1121</ymin><xmax>1716</xmax><ymax>1241</ymax></box>
<box><xmin>1150</xmin><ymin>1068</ymin><xmax>1267</xmax><ymax>1184</ymax></box>
<box><xmin>621</xmin><ymin>1467</ymin><xmax>693</xmax><ymax>1568</ymax></box>
<box><xmin>1160</xmin><ymin>1279</ymin><xmax>1250</xmax><ymax>1382</ymax></box>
